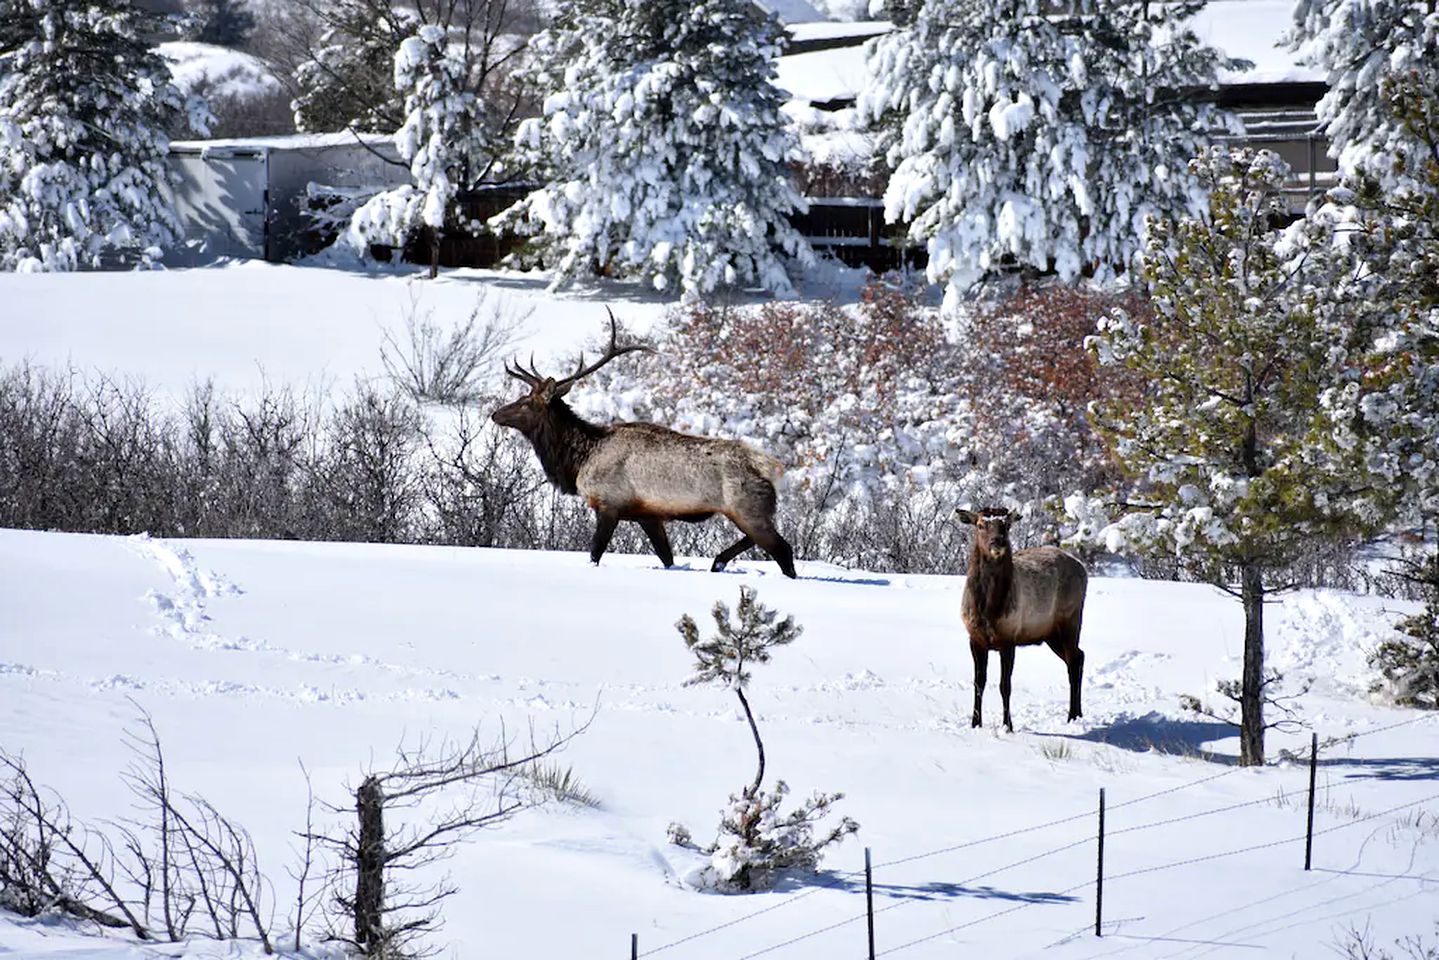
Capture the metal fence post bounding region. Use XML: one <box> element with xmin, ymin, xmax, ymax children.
<box><xmin>1305</xmin><ymin>732</ymin><xmax>1319</xmax><ymax>870</ymax></box>
<box><xmin>865</xmin><ymin>846</ymin><xmax>876</xmax><ymax>960</ymax></box>
<box><xmin>1095</xmin><ymin>787</ymin><xmax>1106</xmax><ymax>937</ymax></box>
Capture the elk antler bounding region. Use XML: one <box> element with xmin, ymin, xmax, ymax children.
<box><xmin>503</xmin><ymin>353</ymin><xmax>546</xmax><ymax>388</ymax></box>
<box><xmin>553</xmin><ymin>308</ymin><xmax>651</xmax><ymax>395</ymax></box>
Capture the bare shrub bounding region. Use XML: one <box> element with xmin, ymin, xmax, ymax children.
<box><xmin>381</xmin><ymin>292</ymin><xmax>527</xmax><ymax>405</ymax></box>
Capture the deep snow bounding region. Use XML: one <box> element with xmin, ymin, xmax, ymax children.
<box><xmin>1</xmin><ymin>529</ymin><xmax>1435</xmax><ymax>960</ymax></box>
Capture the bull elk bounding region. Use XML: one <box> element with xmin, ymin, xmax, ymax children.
<box><xmin>491</xmin><ymin>312</ymin><xmax>798</xmax><ymax>579</ymax></box>
<box><xmin>957</xmin><ymin>508</ymin><xmax>1087</xmax><ymax>731</ymax></box>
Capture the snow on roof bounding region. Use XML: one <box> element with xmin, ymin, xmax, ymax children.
<box><xmin>786</xmin><ymin>20</ymin><xmax>891</xmax><ymax>43</ymax></box>
<box><xmin>755</xmin><ymin>0</ymin><xmax>825</xmax><ymax>23</ymax></box>
<box><xmin>169</xmin><ymin>131</ymin><xmax>397</xmax><ymax>156</ymax></box>
<box><xmin>776</xmin><ymin>43</ymin><xmax>871</xmax><ymax>104</ymax></box>
<box><xmin>158</xmin><ymin>41</ymin><xmax>281</xmax><ymax>102</ymax></box>
<box><xmin>1187</xmin><ymin>0</ymin><xmax>1323</xmax><ymax>85</ymax></box>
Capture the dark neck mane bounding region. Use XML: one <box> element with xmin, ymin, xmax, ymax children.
<box><xmin>967</xmin><ymin>547</ymin><xmax>1014</xmax><ymax>628</ymax></box>
<box><xmin>523</xmin><ymin>398</ymin><xmax>609</xmax><ymax>494</ymax></box>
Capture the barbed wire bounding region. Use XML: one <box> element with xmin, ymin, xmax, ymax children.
<box><xmin>636</xmin><ymin>713</ymin><xmax>1436</xmax><ymax>958</ymax></box>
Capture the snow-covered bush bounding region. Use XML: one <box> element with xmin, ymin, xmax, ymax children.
<box><xmin>861</xmin><ymin>0</ymin><xmax>1241</xmax><ymax>310</ymax></box>
<box><xmin>964</xmin><ymin>285</ymin><xmax>1148</xmax><ymax>542</ymax></box>
<box><xmin>0</xmin><ymin>0</ymin><xmax>210</xmax><ymax>271</ymax></box>
<box><xmin>495</xmin><ymin>0</ymin><xmax>813</xmax><ymax>298</ymax></box>
<box><xmin>670</xmin><ymin>587</ymin><xmax>857</xmax><ymax>891</ymax></box>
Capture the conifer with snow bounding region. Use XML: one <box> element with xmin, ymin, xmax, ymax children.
<box><xmin>347</xmin><ymin>24</ymin><xmax>478</xmax><ymax>277</ymax></box>
<box><xmin>0</xmin><ymin>0</ymin><xmax>208</xmax><ymax>272</ymax></box>
<box><xmin>1072</xmin><ymin>148</ymin><xmax>1396</xmax><ymax>766</ymax></box>
<box><xmin>669</xmin><ymin>588</ymin><xmax>857</xmax><ymax>891</ymax></box>
<box><xmin>496</xmin><ymin>0</ymin><xmax>813</xmax><ymax>298</ymax></box>
<box><xmin>861</xmin><ymin>0</ymin><xmax>1239</xmax><ymax>309</ymax></box>
<box><xmin>1291</xmin><ymin>0</ymin><xmax>1439</xmax><ymax>189</ymax></box>
<box><xmin>291</xmin><ymin>0</ymin><xmax>413</xmax><ymax>134</ymax></box>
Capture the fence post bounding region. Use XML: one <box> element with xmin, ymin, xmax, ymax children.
<box><xmin>631</xmin><ymin>932</ymin><xmax>638</xmax><ymax>960</ymax></box>
<box><xmin>865</xmin><ymin>846</ymin><xmax>876</xmax><ymax>960</ymax></box>
<box><xmin>1305</xmin><ymin>731</ymin><xmax>1319</xmax><ymax>871</ymax></box>
<box><xmin>1095</xmin><ymin>787</ymin><xmax>1106</xmax><ymax>937</ymax></box>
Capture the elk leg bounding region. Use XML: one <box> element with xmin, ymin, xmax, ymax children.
<box><xmin>732</xmin><ymin>516</ymin><xmax>797</xmax><ymax>579</ymax></box>
<box><xmin>970</xmin><ymin>640</ymin><xmax>987</xmax><ymax>728</ymax></box>
<box><xmin>998</xmin><ymin>644</ymin><xmax>1016</xmax><ymax>732</ymax></box>
<box><xmin>1047</xmin><ymin>627</ymin><xmax>1085</xmax><ymax>721</ymax></box>
<box><xmin>636</xmin><ymin>518</ymin><xmax>674</xmax><ymax>568</ymax></box>
<box><xmin>711</xmin><ymin>535</ymin><xmax>754</xmax><ymax>572</ymax></box>
<box><xmin>589</xmin><ymin>510</ymin><xmax>619</xmax><ymax>566</ymax></box>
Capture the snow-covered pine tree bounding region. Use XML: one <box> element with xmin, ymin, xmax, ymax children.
<box><xmin>495</xmin><ymin>0</ymin><xmax>813</xmax><ymax>298</ymax></box>
<box><xmin>0</xmin><ymin>0</ymin><xmax>209</xmax><ymax>272</ymax></box>
<box><xmin>291</xmin><ymin>0</ymin><xmax>414</xmax><ymax>134</ymax></box>
<box><xmin>347</xmin><ymin>24</ymin><xmax>477</xmax><ymax>278</ymax></box>
<box><xmin>861</xmin><ymin>0</ymin><xmax>1240</xmax><ymax>310</ymax></box>
<box><xmin>1291</xmin><ymin>0</ymin><xmax>1439</xmax><ymax>189</ymax></box>
<box><xmin>1074</xmin><ymin>148</ymin><xmax>1395</xmax><ymax>765</ymax></box>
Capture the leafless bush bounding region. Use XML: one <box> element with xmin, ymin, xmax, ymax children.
<box><xmin>0</xmin><ymin>709</ymin><xmax>272</xmax><ymax>951</ymax></box>
<box><xmin>381</xmin><ymin>292</ymin><xmax>527</xmax><ymax>405</ymax></box>
<box><xmin>119</xmin><ymin>708</ymin><xmax>273</xmax><ymax>952</ymax></box>
<box><xmin>0</xmin><ymin>752</ymin><xmax>148</xmax><ymax>937</ymax></box>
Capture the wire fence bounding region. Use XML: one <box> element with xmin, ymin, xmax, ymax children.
<box><xmin>630</xmin><ymin>713</ymin><xmax>1438</xmax><ymax>959</ymax></box>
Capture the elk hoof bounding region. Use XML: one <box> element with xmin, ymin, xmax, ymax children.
<box><xmin>971</xmin><ymin>717</ymin><xmax>982</xmax><ymax>729</ymax></box>
<box><xmin>710</xmin><ymin>560</ymin><xmax>728</xmax><ymax>573</ymax></box>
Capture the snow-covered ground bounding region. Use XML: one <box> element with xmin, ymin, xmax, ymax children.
<box><xmin>1</xmin><ymin>264</ymin><xmax>1436</xmax><ymax>960</ymax></box>
<box><xmin>1</xmin><ymin>530</ymin><xmax>1435</xmax><ymax>960</ymax></box>
<box><xmin>0</xmin><ymin>262</ymin><xmax>676</xmax><ymax>398</ymax></box>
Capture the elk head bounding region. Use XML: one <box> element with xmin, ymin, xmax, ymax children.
<box><xmin>956</xmin><ymin>507</ymin><xmax>1014</xmax><ymax>562</ymax></box>
<box><xmin>491</xmin><ymin>309</ymin><xmax>648</xmax><ymax>434</ymax></box>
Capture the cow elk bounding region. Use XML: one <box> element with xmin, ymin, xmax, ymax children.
<box><xmin>956</xmin><ymin>508</ymin><xmax>1087</xmax><ymax>731</ymax></box>
<box><xmin>491</xmin><ymin>312</ymin><xmax>798</xmax><ymax>579</ymax></box>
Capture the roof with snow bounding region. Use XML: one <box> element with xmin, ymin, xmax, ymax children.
<box><xmin>169</xmin><ymin>131</ymin><xmax>397</xmax><ymax>156</ymax></box>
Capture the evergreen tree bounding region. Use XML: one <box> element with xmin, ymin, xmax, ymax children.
<box><xmin>671</xmin><ymin>588</ymin><xmax>856</xmax><ymax>892</ymax></box>
<box><xmin>495</xmin><ymin>0</ymin><xmax>813</xmax><ymax>298</ymax></box>
<box><xmin>347</xmin><ymin>24</ymin><xmax>478</xmax><ymax>278</ymax></box>
<box><xmin>1073</xmin><ymin>148</ymin><xmax>1393</xmax><ymax>765</ymax></box>
<box><xmin>0</xmin><ymin>0</ymin><xmax>209</xmax><ymax>272</ymax></box>
<box><xmin>291</xmin><ymin>0</ymin><xmax>414</xmax><ymax>133</ymax></box>
<box><xmin>193</xmin><ymin>0</ymin><xmax>255</xmax><ymax>48</ymax></box>
<box><xmin>861</xmin><ymin>0</ymin><xmax>1240</xmax><ymax>310</ymax></box>
<box><xmin>1291</xmin><ymin>0</ymin><xmax>1439</xmax><ymax>189</ymax></box>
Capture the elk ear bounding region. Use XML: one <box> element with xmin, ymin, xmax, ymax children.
<box><xmin>955</xmin><ymin>508</ymin><xmax>978</xmax><ymax>525</ymax></box>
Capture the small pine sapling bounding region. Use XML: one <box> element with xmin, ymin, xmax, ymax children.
<box><xmin>670</xmin><ymin>587</ymin><xmax>858</xmax><ymax>891</ymax></box>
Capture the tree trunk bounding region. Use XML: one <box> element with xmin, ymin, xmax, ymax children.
<box><xmin>734</xmin><ymin>686</ymin><xmax>765</xmax><ymax>799</ymax></box>
<box><xmin>355</xmin><ymin>776</ymin><xmax>385</xmax><ymax>954</ymax></box>
<box><xmin>428</xmin><ymin>230</ymin><xmax>439</xmax><ymax>280</ymax></box>
<box><xmin>1239</xmin><ymin>561</ymin><xmax>1266</xmax><ymax>766</ymax></box>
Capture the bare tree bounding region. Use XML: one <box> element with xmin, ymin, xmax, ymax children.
<box><xmin>310</xmin><ymin>717</ymin><xmax>591</xmax><ymax>958</ymax></box>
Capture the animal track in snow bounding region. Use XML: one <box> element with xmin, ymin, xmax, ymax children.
<box><xmin>128</xmin><ymin>535</ymin><xmax>492</xmax><ymax>686</ymax></box>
